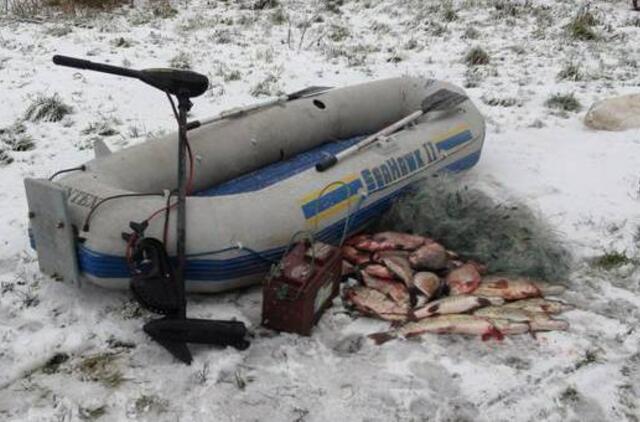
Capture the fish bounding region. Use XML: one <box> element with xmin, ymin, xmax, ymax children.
<box><xmin>408</xmin><ymin>243</ymin><xmax>448</xmax><ymax>270</ymax></box>
<box><xmin>474</xmin><ymin>306</ymin><xmax>538</xmax><ymax>323</ymax></box>
<box><xmin>360</xmin><ymin>272</ymin><xmax>410</xmax><ymax>306</ymax></box>
<box><xmin>342</xmin><ymin>245</ymin><xmax>372</xmax><ymax>266</ymax></box>
<box><xmin>466</xmin><ymin>260</ymin><xmax>488</xmax><ymax>275</ymax></box>
<box><xmin>363</xmin><ymin>264</ymin><xmax>396</xmax><ymax>280</ymax></box>
<box><xmin>345</xmin><ymin>233</ymin><xmax>371</xmax><ymax>246</ymax></box>
<box><xmin>344</xmin><ymin>286</ymin><xmax>409</xmax><ymax>322</ymax></box>
<box><xmin>353</xmin><ymin>238</ymin><xmax>396</xmax><ymax>252</ymax></box>
<box><xmin>489</xmin><ymin>318</ymin><xmax>530</xmax><ymax>336</ymax></box>
<box><xmin>342</xmin><ymin>260</ymin><xmax>356</xmax><ymax>277</ymax></box>
<box><xmin>531</xmin><ymin>282</ymin><xmax>566</xmax><ymax>296</ymax></box>
<box><xmin>503</xmin><ymin>298</ymin><xmax>574</xmax><ymax>314</ymax></box>
<box><xmin>446</xmin><ymin>259</ymin><xmax>465</xmax><ymax>271</ymax></box>
<box><xmin>475</xmin><ymin>306</ymin><xmax>570</xmax><ymax>333</ymax></box>
<box><xmin>446</xmin><ymin>263</ymin><xmax>481</xmax><ymax>295</ymax></box>
<box><xmin>382</xmin><ymin>256</ymin><xmax>416</xmax><ymax>302</ymax></box>
<box><xmin>412</xmin><ymin>272</ymin><xmax>442</xmax><ymax>301</ymax></box>
<box><xmin>382</xmin><ymin>256</ymin><xmax>414</xmax><ymax>285</ymax></box>
<box><xmin>473</xmin><ymin>276</ymin><xmax>543</xmax><ymax>300</ymax></box>
<box><xmin>372</xmin><ymin>231</ymin><xmax>426</xmax><ymax>251</ymax></box>
<box><xmin>528</xmin><ymin>317</ymin><xmax>570</xmax><ymax>332</ymax></box>
<box><xmin>413</xmin><ymin>295</ymin><xmax>492</xmax><ymax>320</ymax></box>
<box><xmin>372</xmin><ymin>249</ymin><xmax>411</xmax><ymax>263</ymax></box>
<box><xmin>369</xmin><ymin>314</ymin><xmax>506</xmax><ymax>345</ymax></box>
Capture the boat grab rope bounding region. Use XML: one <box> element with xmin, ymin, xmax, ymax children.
<box><xmin>48</xmin><ymin>165</ymin><xmax>86</xmax><ymax>181</ymax></box>
<box><xmin>82</xmin><ymin>191</ymin><xmax>165</xmax><ymax>232</ymax></box>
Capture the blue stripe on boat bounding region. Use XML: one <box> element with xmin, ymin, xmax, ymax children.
<box><xmin>301</xmin><ymin>178</ymin><xmax>364</xmax><ymax>219</ymax></box>
<box><xmin>437</xmin><ymin>130</ymin><xmax>473</xmax><ymax>151</ymax></box>
<box><xmin>195</xmin><ymin>135</ymin><xmax>366</xmax><ymax>197</ymax></box>
<box><xmin>76</xmin><ymin>148</ymin><xmax>480</xmax><ymax>282</ymax></box>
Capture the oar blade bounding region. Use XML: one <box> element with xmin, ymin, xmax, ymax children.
<box><xmin>421</xmin><ymin>89</ymin><xmax>468</xmax><ymax>113</ymax></box>
<box><xmin>286</xmin><ymin>86</ymin><xmax>333</xmax><ymax>100</ymax></box>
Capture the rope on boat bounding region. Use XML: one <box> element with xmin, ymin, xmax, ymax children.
<box><xmin>48</xmin><ymin>165</ymin><xmax>86</xmax><ymax>181</ymax></box>
<box><xmin>83</xmin><ymin>192</ymin><xmax>165</xmax><ymax>232</ymax></box>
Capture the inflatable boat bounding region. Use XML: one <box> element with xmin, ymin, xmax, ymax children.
<box><xmin>25</xmin><ymin>76</ymin><xmax>485</xmax><ymax>293</ymax></box>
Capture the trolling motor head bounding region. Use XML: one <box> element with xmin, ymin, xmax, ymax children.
<box><xmin>52</xmin><ymin>55</ymin><xmax>209</xmax><ymax>99</ymax></box>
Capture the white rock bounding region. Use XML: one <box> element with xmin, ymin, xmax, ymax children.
<box><xmin>584</xmin><ymin>94</ymin><xmax>640</xmax><ymax>131</ymax></box>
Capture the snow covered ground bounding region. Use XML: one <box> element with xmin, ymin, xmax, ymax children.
<box><xmin>1</xmin><ymin>0</ymin><xmax>639</xmax><ymax>420</ymax></box>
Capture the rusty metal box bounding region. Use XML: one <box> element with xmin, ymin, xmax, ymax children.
<box><xmin>262</xmin><ymin>241</ymin><xmax>342</xmax><ymax>336</ymax></box>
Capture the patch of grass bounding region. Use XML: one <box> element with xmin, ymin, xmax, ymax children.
<box><xmin>441</xmin><ymin>1</ymin><xmax>458</xmax><ymax>22</ymax></box>
<box><xmin>42</xmin><ymin>352</ymin><xmax>70</xmax><ymax>374</ymax></box>
<box><xmin>324</xmin><ymin>0</ymin><xmax>344</xmax><ymax>14</ymax></box>
<box><xmin>250</xmin><ymin>74</ymin><xmax>281</xmax><ymax>97</ymax></box>
<box><xmin>493</xmin><ymin>0</ymin><xmax>521</xmax><ymax>17</ymax></box>
<box><xmin>465</xmin><ymin>46</ymin><xmax>490</xmax><ymax>66</ymax></box>
<box><xmin>1</xmin><ymin>122</ymin><xmax>35</xmax><ymax>151</ymax></box>
<box><xmin>169</xmin><ymin>52</ymin><xmax>191</xmax><ymax>70</ymax></box>
<box><xmin>211</xmin><ymin>29</ymin><xmax>234</xmax><ymax>44</ymax></box>
<box><xmin>82</xmin><ymin>118</ymin><xmax>120</xmax><ymax>137</ymax></box>
<box><xmin>404</xmin><ymin>38</ymin><xmax>418</xmax><ymax>50</ymax></box>
<box><xmin>253</xmin><ymin>0</ymin><xmax>279</xmax><ymax>9</ymax></box>
<box><xmin>133</xmin><ymin>394</ymin><xmax>168</xmax><ymax>415</ymax></box>
<box><xmin>270</xmin><ymin>7</ymin><xmax>287</xmax><ymax>25</ymax></box>
<box><xmin>24</xmin><ymin>94</ymin><xmax>73</xmax><ymax>123</ymax></box>
<box><xmin>223</xmin><ymin>69</ymin><xmax>242</xmax><ymax>82</ymax></box>
<box><xmin>49</xmin><ymin>0</ymin><xmax>131</xmax><ymax>10</ymax></box>
<box><xmin>150</xmin><ymin>0</ymin><xmax>177</xmax><ymax>18</ymax></box>
<box><xmin>545</xmin><ymin>93</ymin><xmax>581</xmax><ymax>112</ymax></box>
<box><xmin>8</xmin><ymin>0</ymin><xmax>43</xmax><ymax>17</ymax></box>
<box><xmin>482</xmin><ymin>96</ymin><xmax>519</xmax><ymax>107</ymax></box>
<box><xmin>567</xmin><ymin>9</ymin><xmax>599</xmax><ymax>41</ymax></box>
<box><xmin>45</xmin><ymin>25</ymin><xmax>73</xmax><ymax>37</ymax></box>
<box><xmin>111</xmin><ymin>37</ymin><xmax>133</xmax><ymax>48</ymax></box>
<box><xmin>462</xmin><ymin>27</ymin><xmax>480</xmax><ymax>39</ymax></box>
<box><xmin>78</xmin><ymin>352</ymin><xmax>125</xmax><ymax>388</ymax></box>
<box><xmin>328</xmin><ymin>24</ymin><xmax>350</xmax><ymax>42</ymax></box>
<box><xmin>575</xmin><ymin>349</ymin><xmax>601</xmax><ymax>370</ymax></box>
<box><xmin>592</xmin><ymin>251</ymin><xmax>633</xmax><ymax>270</ymax></box>
<box><xmin>560</xmin><ymin>386</ymin><xmax>580</xmax><ymax>403</ymax></box>
<box><xmin>557</xmin><ymin>62</ymin><xmax>583</xmax><ymax>81</ymax></box>
<box><xmin>78</xmin><ymin>405</ymin><xmax>107</xmax><ymax>421</ymax></box>
<box><xmin>0</xmin><ymin>149</ymin><xmax>13</xmax><ymax>166</ymax></box>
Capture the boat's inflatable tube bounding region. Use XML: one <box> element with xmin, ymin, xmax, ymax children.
<box><xmin>33</xmin><ymin>76</ymin><xmax>485</xmax><ymax>292</ymax></box>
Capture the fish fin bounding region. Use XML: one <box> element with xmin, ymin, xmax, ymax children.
<box><xmin>368</xmin><ymin>332</ymin><xmax>394</xmax><ymax>345</ymax></box>
<box><xmin>478</xmin><ymin>297</ymin><xmax>492</xmax><ymax>307</ymax></box>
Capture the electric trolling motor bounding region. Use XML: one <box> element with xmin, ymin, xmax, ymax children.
<box><xmin>52</xmin><ymin>55</ymin><xmax>250</xmax><ymax>364</ymax></box>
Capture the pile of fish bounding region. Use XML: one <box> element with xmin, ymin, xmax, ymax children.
<box><xmin>340</xmin><ymin>232</ymin><xmax>573</xmax><ymax>345</ymax></box>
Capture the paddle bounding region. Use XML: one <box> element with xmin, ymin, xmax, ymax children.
<box><xmin>186</xmin><ymin>85</ymin><xmax>332</xmax><ymax>130</ymax></box>
<box><xmin>315</xmin><ymin>89</ymin><xmax>468</xmax><ymax>172</ymax></box>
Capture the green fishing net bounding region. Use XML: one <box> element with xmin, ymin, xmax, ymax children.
<box><xmin>376</xmin><ymin>176</ymin><xmax>572</xmax><ymax>282</ymax></box>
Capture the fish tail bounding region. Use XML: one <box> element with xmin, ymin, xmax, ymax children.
<box><xmin>368</xmin><ymin>332</ymin><xmax>394</xmax><ymax>345</ymax></box>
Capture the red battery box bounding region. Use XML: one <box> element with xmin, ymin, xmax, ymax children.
<box><xmin>262</xmin><ymin>241</ymin><xmax>342</xmax><ymax>336</ymax></box>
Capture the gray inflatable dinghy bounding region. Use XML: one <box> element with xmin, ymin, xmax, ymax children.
<box><xmin>25</xmin><ymin>76</ymin><xmax>485</xmax><ymax>293</ymax></box>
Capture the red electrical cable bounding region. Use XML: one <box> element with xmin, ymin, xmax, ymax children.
<box><xmin>126</xmin><ymin>136</ymin><xmax>195</xmax><ymax>266</ymax></box>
